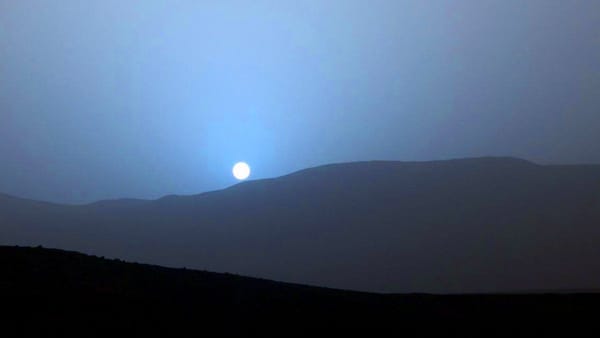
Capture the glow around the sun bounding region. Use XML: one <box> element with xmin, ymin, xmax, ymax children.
<box><xmin>232</xmin><ymin>162</ymin><xmax>251</xmax><ymax>180</ymax></box>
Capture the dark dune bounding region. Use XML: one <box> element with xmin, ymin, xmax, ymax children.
<box><xmin>1</xmin><ymin>157</ymin><xmax>600</xmax><ymax>293</ymax></box>
<box><xmin>1</xmin><ymin>245</ymin><xmax>598</xmax><ymax>336</ymax></box>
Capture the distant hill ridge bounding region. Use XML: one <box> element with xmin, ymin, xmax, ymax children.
<box><xmin>1</xmin><ymin>157</ymin><xmax>600</xmax><ymax>293</ymax></box>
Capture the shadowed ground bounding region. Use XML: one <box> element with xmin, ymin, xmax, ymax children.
<box><xmin>1</xmin><ymin>246</ymin><xmax>599</xmax><ymax>337</ymax></box>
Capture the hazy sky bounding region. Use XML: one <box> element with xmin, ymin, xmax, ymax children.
<box><xmin>1</xmin><ymin>0</ymin><xmax>599</xmax><ymax>203</ymax></box>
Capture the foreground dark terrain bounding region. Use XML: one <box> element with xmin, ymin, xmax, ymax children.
<box><xmin>1</xmin><ymin>246</ymin><xmax>599</xmax><ymax>336</ymax></box>
<box><xmin>2</xmin><ymin>157</ymin><xmax>600</xmax><ymax>293</ymax></box>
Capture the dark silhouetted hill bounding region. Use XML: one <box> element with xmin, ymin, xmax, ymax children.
<box><xmin>1</xmin><ymin>157</ymin><xmax>600</xmax><ymax>293</ymax></box>
<box><xmin>1</xmin><ymin>245</ymin><xmax>599</xmax><ymax>336</ymax></box>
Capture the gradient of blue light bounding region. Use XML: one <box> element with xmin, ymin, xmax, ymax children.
<box><xmin>1</xmin><ymin>0</ymin><xmax>599</xmax><ymax>203</ymax></box>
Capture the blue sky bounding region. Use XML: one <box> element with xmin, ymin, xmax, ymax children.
<box><xmin>1</xmin><ymin>0</ymin><xmax>599</xmax><ymax>203</ymax></box>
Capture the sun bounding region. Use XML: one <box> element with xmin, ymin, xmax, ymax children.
<box><xmin>232</xmin><ymin>162</ymin><xmax>251</xmax><ymax>180</ymax></box>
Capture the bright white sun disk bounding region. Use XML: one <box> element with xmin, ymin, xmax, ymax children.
<box><xmin>233</xmin><ymin>162</ymin><xmax>251</xmax><ymax>180</ymax></box>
